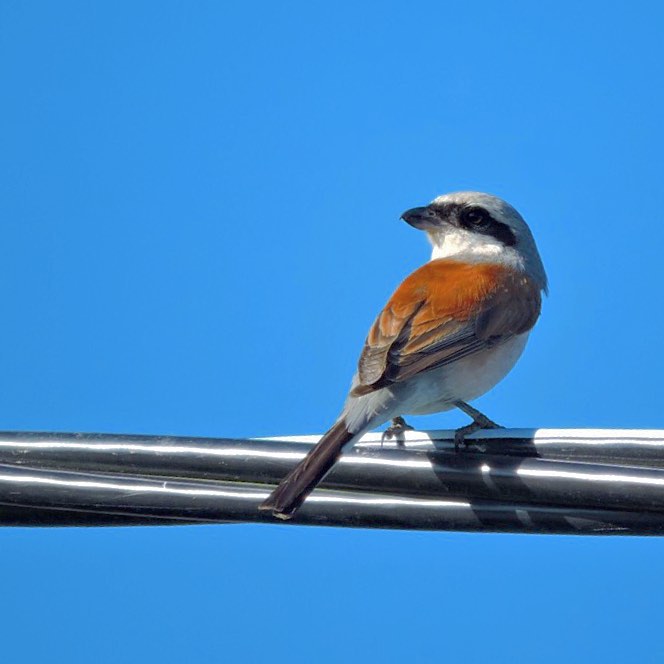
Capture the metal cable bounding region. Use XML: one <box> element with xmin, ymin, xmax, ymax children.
<box><xmin>1</xmin><ymin>429</ymin><xmax>663</xmax><ymax>534</ymax></box>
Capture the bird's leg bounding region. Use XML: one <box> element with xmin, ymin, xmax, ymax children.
<box><xmin>454</xmin><ymin>400</ymin><xmax>501</xmax><ymax>428</ymax></box>
<box><xmin>381</xmin><ymin>416</ymin><xmax>414</xmax><ymax>447</ymax></box>
<box><xmin>453</xmin><ymin>400</ymin><xmax>502</xmax><ymax>451</ymax></box>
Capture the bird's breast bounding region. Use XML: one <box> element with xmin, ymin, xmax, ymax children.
<box><xmin>403</xmin><ymin>333</ymin><xmax>530</xmax><ymax>415</ymax></box>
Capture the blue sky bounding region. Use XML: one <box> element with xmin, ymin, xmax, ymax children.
<box><xmin>1</xmin><ymin>1</ymin><xmax>664</xmax><ymax>661</ymax></box>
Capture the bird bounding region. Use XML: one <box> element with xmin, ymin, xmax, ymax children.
<box><xmin>259</xmin><ymin>191</ymin><xmax>547</xmax><ymax>520</ymax></box>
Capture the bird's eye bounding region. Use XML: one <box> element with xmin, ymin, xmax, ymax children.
<box><xmin>462</xmin><ymin>207</ymin><xmax>490</xmax><ymax>228</ymax></box>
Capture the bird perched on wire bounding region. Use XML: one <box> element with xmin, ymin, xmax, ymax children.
<box><xmin>260</xmin><ymin>191</ymin><xmax>547</xmax><ymax>520</ymax></box>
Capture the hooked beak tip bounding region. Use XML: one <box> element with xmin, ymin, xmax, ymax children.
<box><xmin>401</xmin><ymin>206</ymin><xmax>437</xmax><ymax>230</ymax></box>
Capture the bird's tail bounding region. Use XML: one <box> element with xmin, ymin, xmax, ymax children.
<box><xmin>259</xmin><ymin>419</ymin><xmax>356</xmax><ymax>520</ymax></box>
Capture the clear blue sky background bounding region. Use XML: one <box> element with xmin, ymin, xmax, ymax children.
<box><xmin>1</xmin><ymin>1</ymin><xmax>663</xmax><ymax>661</ymax></box>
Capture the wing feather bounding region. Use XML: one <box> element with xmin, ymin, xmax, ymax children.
<box><xmin>351</xmin><ymin>260</ymin><xmax>541</xmax><ymax>397</ymax></box>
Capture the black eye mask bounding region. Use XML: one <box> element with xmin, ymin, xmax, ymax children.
<box><xmin>457</xmin><ymin>205</ymin><xmax>517</xmax><ymax>247</ymax></box>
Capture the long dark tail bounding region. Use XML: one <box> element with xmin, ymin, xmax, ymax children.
<box><xmin>259</xmin><ymin>420</ymin><xmax>356</xmax><ymax>520</ymax></box>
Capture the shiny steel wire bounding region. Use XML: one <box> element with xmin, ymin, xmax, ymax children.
<box><xmin>1</xmin><ymin>429</ymin><xmax>664</xmax><ymax>534</ymax></box>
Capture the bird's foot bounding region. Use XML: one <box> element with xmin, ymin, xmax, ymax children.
<box><xmin>452</xmin><ymin>401</ymin><xmax>502</xmax><ymax>451</ymax></box>
<box><xmin>381</xmin><ymin>416</ymin><xmax>414</xmax><ymax>447</ymax></box>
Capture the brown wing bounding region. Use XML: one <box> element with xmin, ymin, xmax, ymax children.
<box><xmin>351</xmin><ymin>260</ymin><xmax>541</xmax><ymax>397</ymax></box>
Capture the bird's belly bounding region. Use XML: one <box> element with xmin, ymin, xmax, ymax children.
<box><xmin>404</xmin><ymin>333</ymin><xmax>530</xmax><ymax>416</ymax></box>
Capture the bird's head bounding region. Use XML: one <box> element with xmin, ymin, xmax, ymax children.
<box><xmin>401</xmin><ymin>191</ymin><xmax>548</xmax><ymax>292</ymax></box>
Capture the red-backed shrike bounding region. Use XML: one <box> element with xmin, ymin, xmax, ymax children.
<box><xmin>260</xmin><ymin>191</ymin><xmax>547</xmax><ymax>519</ymax></box>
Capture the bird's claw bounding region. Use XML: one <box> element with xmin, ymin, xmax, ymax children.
<box><xmin>381</xmin><ymin>416</ymin><xmax>414</xmax><ymax>447</ymax></box>
<box><xmin>454</xmin><ymin>419</ymin><xmax>503</xmax><ymax>452</ymax></box>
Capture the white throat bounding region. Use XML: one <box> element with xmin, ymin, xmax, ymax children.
<box><xmin>428</xmin><ymin>227</ymin><xmax>525</xmax><ymax>271</ymax></box>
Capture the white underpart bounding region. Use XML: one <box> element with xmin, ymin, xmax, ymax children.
<box><xmin>403</xmin><ymin>333</ymin><xmax>529</xmax><ymax>415</ymax></box>
<box><xmin>342</xmin><ymin>333</ymin><xmax>529</xmax><ymax>433</ymax></box>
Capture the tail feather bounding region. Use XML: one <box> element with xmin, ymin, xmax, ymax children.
<box><xmin>259</xmin><ymin>420</ymin><xmax>356</xmax><ymax>519</ymax></box>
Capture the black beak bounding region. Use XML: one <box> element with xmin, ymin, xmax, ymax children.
<box><xmin>401</xmin><ymin>206</ymin><xmax>439</xmax><ymax>231</ymax></box>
